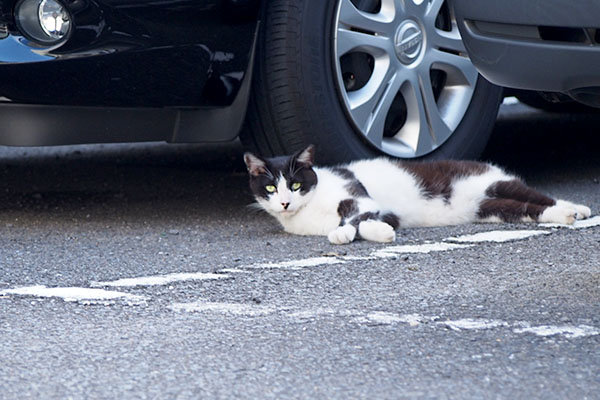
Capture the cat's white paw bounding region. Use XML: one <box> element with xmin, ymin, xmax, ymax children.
<box><xmin>539</xmin><ymin>204</ymin><xmax>577</xmax><ymax>225</ymax></box>
<box><xmin>358</xmin><ymin>220</ymin><xmax>396</xmax><ymax>243</ymax></box>
<box><xmin>556</xmin><ymin>200</ymin><xmax>591</xmax><ymax>220</ymax></box>
<box><xmin>328</xmin><ymin>224</ymin><xmax>357</xmax><ymax>245</ymax></box>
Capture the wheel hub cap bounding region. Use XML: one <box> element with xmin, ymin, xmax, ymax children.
<box><xmin>395</xmin><ymin>20</ymin><xmax>423</xmax><ymax>65</ymax></box>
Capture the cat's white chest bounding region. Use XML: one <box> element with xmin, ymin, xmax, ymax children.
<box><xmin>278</xmin><ymin>204</ymin><xmax>341</xmax><ymax>236</ymax></box>
<box><xmin>275</xmin><ymin>169</ymin><xmax>346</xmax><ymax>236</ymax></box>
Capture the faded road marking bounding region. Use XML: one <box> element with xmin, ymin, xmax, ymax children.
<box><xmin>244</xmin><ymin>256</ymin><xmax>346</xmax><ymax>269</ymax></box>
<box><xmin>446</xmin><ymin>230</ymin><xmax>550</xmax><ymax>243</ymax></box>
<box><xmin>513</xmin><ymin>324</ymin><xmax>600</xmax><ymax>339</ymax></box>
<box><xmin>372</xmin><ymin>243</ymin><xmax>471</xmax><ymax>258</ymax></box>
<box><xmin>91</xmin><ymin>272</ymin><xmax>229</xmax><ymax>288</ymax></box>
<box><xmin>169</xmin><ymin>300</ymin><xmax>275</xmax><ymax>316</ymax></box>
<box><xmin>0</xmin><ymin>285</ymin><xmax>147</xmax><ymax>305</ymax></box>
<box><xmin>352</xmin><ymin>312</ymin><xmax>434</xmax><ymax>326</ymax></box>
<box><xmin>167</xmin><ymin>303</ymin><xmax>600</xmax><ymax>340</ymax></box>
<box><xmin>439</xmin><ymin>318</ymin><xmax>509</xmax><ymax>331</ymax></box>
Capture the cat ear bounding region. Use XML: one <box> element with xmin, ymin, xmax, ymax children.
<box><xmin>243</xmin><ymin>152</ymin><xmax>267</xmax><ymax>176</ymax></box>
<box><xmin>293</xmin><ymin>144</ymin><xmax>315</xmax><ymax>167</ymax></box>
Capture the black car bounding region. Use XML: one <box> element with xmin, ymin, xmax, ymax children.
<box><xmin>451</xmin><ymin>0</ymin><xmax>600</xmax><ymax>110</ymax></box>
<box><xmin>0</xmin><ymin>0</ymin><xmax>504</xmax><ymax>163</ymax></box>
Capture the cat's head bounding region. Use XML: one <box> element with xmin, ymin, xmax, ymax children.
<box><xmin>243</xmin><ymin>145</ymin><xmax>318</xmax><ymax>217</ymax></box>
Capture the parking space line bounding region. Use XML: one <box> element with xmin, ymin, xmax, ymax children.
<box><xmin>0</xmin><ymin>285</ymin><xmax>148</xmax><ymax>305</ymax></box>
<box><xmin>445</xmin><ymin>230</ymin><xmax>550</xmax><ymax>243</ymax></box>
<box><xmin>168</xmin><ymin>301</ymin><xmax>600</xmax><ymax>339</ymax></box>
<box><xmin>91</xmin><ymin>272</ymin><xmax>230</xmax><ymax>288</ymax></box>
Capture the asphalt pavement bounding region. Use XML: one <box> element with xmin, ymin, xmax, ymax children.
<box><xmin>0</xmin><ymin>101</ymin><xmax>599</xmax><ymax>399</ymax></box>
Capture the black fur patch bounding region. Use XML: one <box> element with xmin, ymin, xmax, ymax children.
<box><xmin>346</xmin><ymin>180</ymin><xmax>369</xmax><ymax>197</ymax></box>
<box><xmin>478</xmin><ymin>198</ymin><xmax>548</xmax><ymax>222</ymax></box>
<box><xmin>485</xmin><ymin>179</ymin><xmax>556</xmax><ymax>206</ymax></box>
<box><xmin>331</xmin><ymin>167</ymin><xmax>354</xmax><ymax>180</ymax></box>
<box><xmin>381</xmin><ymin>213</ymin><xmax>400</xmax><ymax>229</ymax></box>
<box><xmin>399</xmin><ymin>160</ymin><xmax>490</xmax><ymax>201</ymax></box>
<box><xmin>337</xmin><ymin>199</ymin><xmax>359</xmax><ymax>223</ymax></box>
<box><xmin>332</xmin><ymin>167</ymin><xmax>369</xmax><ymax>197</ymax></box>
<box><xmin>349</xmin><ymin>212</ymin><xmax>380</xmax><ymax>228</ymax></box>
<box><xmin>348</xmin><ymin>211</ymin><xmax>400</xmax><ymax>229</ymax></box>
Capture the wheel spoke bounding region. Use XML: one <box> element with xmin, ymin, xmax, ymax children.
<box><xmin>397</xmin><ymin>72</ymin><xmax>449</xmax><ymax>153</ymax></box>
<box><xmin>429</xmin><ymin>48</ymin><xmax>478</xmax><ymax>87</ymax></box>
<box><xmin>364</xmin><ymin>71</ymin><xmax>404</xmax><ymax>146</ymax></box>
<box><xmin>416</xmin><ymin>68</ymin><xmax>452</xmax><ymax>145</ymax></box>
<box><xmin>338</xmin><ymin>0</ymin><xmax>394</xmax><ymax>35</ymax></box>
<box><xmin>430</xmin><ymin>29</ymin><xmax>466</xmax><ymax>54</ymax></box>
<box><xmin>346</xmin><ymin>59</ymin><xmax>402</xmax><ymax>146</ymax></box>
<box><xmin>336</xmin><ymin>27</ymin><xmax>392</xmax><ymax>57</ymax></box>
<box><xmin>423</xmin><ymin>0</ymin><xmax>445</xmax><ymax>22</ymax></box>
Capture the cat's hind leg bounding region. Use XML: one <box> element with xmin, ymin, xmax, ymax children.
<box><xmin>478</xmin><ymin>198</ymin><xmax>549</xmax><ymax>223</ymax></box>
<box><xmin>538</xmin><ymin>200</ymin><xmax>591</xmax><ymax>224</ymax></box>
<box><xmin>478</xmin><ymin>198</ymin><xmax>582</xmax><ymax>225</ymax></box>
<box><xmin>554</xmin><ymin>200</ymin><xmax>591</xmax><ymax>220</ymax></box>
<box><xmin>538</xmin><ymin>203</ymin><xmax>578</xmax><ymax>225</ymax></box>
<box><xmin>486</xmin><ymin>179</ymin><xmax>555</xmax><ymax>206</ymax></box>
<box><xmin>484</xmin><ymin>179</ymin><xmax>591</xmax><ymax>224</ymax></box>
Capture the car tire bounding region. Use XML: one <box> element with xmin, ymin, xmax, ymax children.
<box><xmin>242</xmin><ymin>0</ymin><xmax>503</xmax><ymax>164</ymax></box>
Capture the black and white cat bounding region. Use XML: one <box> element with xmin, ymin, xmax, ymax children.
<box><xmin>244</xmin><ymin>145</ymin><xmax>591</xmax><ymax>245</ymax></box>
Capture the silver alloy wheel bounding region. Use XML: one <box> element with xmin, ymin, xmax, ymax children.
<box><xmin>333</xmin><ymin>0</ymin><xmax>478</xmax><ymax>158</ymax></box>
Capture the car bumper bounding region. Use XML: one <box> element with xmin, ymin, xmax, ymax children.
<box><xmin>0</xmin><ymin>0</ymin><xmax>259</xmax><ymax>108</ymax></box>
<box><xmin>452</xmin><ymin>0</ymin><xmax>600</xmax><ymax>94</ymax></box>
<box><xmin>0</xmin><ymin>0</ymin><xmax>259</xmax><ymax>145</ymax></box>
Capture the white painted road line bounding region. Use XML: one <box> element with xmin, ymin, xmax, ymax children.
<box><xmin>245</xmin><ymin>256</ymin><xmax>346</xmax><ymax>269</ymax></box>
<box><xmin>352</xmin><ymin>312</ymin><xmax>434</xmax><ymax>326</ymax></box>
<box><xmin>446</xmin><ymin>230</ymin><xmax>550</xmax><ymax>243</ymax></box>
<box><xmin>91</xmin><ymin>272</ymin><xmax>230</xmax><ymax>288</ymax></box>
<box><xmin>439</xmin><ymin>318</ymin><xmax>509</xmax><ymax>331</ymax></box>
<box><xmin>372</xmin><ymin>243</ymin><xmax>472</xmax><ymax>258</ymax></box>
<box><xmin>0</xmin><ymin>285</ymin><xmax>147</xmax><ymax>305</ymax></box>
<box><xmin>167</xmin><ymin>303</ymin><xmax>600</xmax><ymax>340</ymax></box>
<box><xmin>2</xmin><ymin>285</ymin><xmax>597</xmax><ymax>340</ymax></box>
<box><xmin>169</xmin><ymin>300</ymin><xmax>276</xmax><ymax>316</ymax></box>
<box><xmin>513</xmin><ymin>324</ymin><xmax>600</xmax><ymax>339</ymax></box>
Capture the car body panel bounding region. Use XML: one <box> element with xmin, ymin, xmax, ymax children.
<box><xmin>0</xmin><ymin>0</ymin><xmax>260</xmax><ymax>144</ymax></box>
<box><xmin>0</xmin><ymin>0</ymin><xmax>259</xmax><ymax>107</ymax></box>
<box><xmin>451</xmin><ymin>0</ymin><xmax>600</xmax><ymax>96</ymax></box>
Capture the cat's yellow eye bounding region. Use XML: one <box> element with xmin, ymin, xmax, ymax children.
<box><xmin>291</xmin><ymin>182</ymin><xmax>302</xmax><ymax>191</ymax></box>
<box><xmin>265</xmin><ymin>185</ymin><xmax>276</xmax><ymax>193</ymax></box>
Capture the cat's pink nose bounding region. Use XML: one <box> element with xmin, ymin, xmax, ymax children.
<box><xmin>281</xmin><ymin>202</ymin><xmax>290</xmax><ymax>210</ymax></box>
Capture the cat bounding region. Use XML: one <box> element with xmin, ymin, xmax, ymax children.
<box><xmin>243</xmin><ymin>145</ymin><xmax>592</xmax><ymax>244</ymax></box>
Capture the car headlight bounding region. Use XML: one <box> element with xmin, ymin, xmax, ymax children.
<box><xmin>15</xmin><ymin>0</ymin><xmax>71</xmax><ymax>44</ymax></box>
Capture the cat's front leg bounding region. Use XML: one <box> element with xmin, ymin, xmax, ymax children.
<box><xmin>333</xmin><ymin>198</ymin><xmax>399</xmax><ymax>244</ymax></box>
<box><xmin>327</xmin><ymin>219</ymin><xmax>396</xmax><ymax>244</ymax></box>
<box><xmin>328</xmin><ymin>224</ymin><xmax>357</xmax><ymax>245</ymax></box>
<box><xmin>357</xmin><ymin>220</ymin><xmax>396</xmax><ymax>243</ymax></box>
<box><xmin>349</xmin><ymin>211</ymin><xmax>398</xmax><ymax>243</ymax></box>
